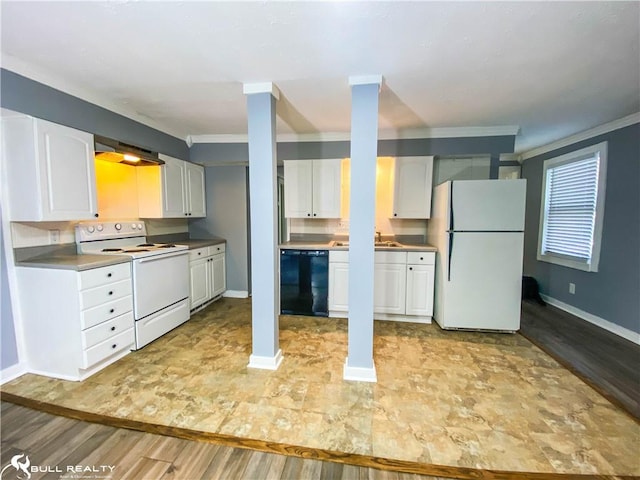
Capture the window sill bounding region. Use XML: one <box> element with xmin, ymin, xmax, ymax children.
<box><xmin>537</xmin><ymin>253</ymin><xmax>598</xmax><ymax>272</ymax></box>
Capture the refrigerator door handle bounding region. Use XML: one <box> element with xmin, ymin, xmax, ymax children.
<box><xmin>447</xmin><ymin>231</ymin><xmax>454</xmax><ymax>281</ymax></box>
<box><xmin>449</xmin><ymin>182</ymin><xmax>455</xmax><ymax>230</ymax></box>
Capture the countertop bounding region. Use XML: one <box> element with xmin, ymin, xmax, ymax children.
<box><xmin>279</xmin><ymin>240</ymin><xmax>437</xmax><ymax>252</ymax></box>
<box><xmin>14</xmin><ymin>236</ymin><xmax>227</xmax><ymax>271</ymax></box>
<box><xmin>175</xmin><ymin>237</ymin><xmax>226</xmax><ymax>250</ymax></box>
<box><xmin>15</xmin><ymin>253</ymin><xmax>131</xmax><ymax>271</ymax></box>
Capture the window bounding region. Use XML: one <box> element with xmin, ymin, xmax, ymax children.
<box><xmin>537</xmin><ymin>141</ymin><xmax>607</xmax><ymax>272</ymax></box>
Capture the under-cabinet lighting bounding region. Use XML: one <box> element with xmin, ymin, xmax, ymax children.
<box><xmin>123</xmin><ymin>154</ymin><xmax>140</xmax><ymax>162</ymax></box>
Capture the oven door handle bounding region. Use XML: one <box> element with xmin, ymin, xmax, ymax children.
<box><xmin>136</xmin><ymin>251</ymin><xmax>188</xmax><ymax>263</ymax></box>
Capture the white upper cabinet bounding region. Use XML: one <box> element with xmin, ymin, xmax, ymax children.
<box><xmin>284</xmin><ymin>159</ymin><xmax>342</xmax><ymax>218</ymax></box>
<box><xmin>2</xmin><ymin>115</ymin><xmax>98</xmax><ymax>221</ymax></box>
<box><xmin>161</xmin><ymin>156</ymin><xmax>187</xmax><ymax>217</ymax></box>
<box><xmin>185</xmin><ymin>161</ymin><xmax>206</xmax><ymax>217</ymax></box>
<box><xmin>137</xmin><ymin>154</ymin><xmax>206</xmax><ymax>218</ymax></box>
<box><xmin>392</xmin><ymin>156</ymin><xmax>434</xmax><ymax>219</ymax></box>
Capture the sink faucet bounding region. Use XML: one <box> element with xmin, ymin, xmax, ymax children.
<box><xmin>376</xmin><ymin>231</ymin><xmax>382</xmax><ymax>242</ymax></box>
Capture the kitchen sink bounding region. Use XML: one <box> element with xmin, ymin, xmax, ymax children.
<box><xmin>330</xmin><ymin>241</ymin><xmax>349</xmax><ymax>247</ymax></box>
<box><xmin>330</xmin><ymin>240</ymin><xmax>403</xmax><ymax>248</ymax></box>
<box><xmin>375</xmin><ymin>241</ymin><xmax>403</xmax><ymax>247</ymax></box>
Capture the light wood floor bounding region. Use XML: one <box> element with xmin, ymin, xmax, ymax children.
<box><xmin>1</xmin><ymin>402</ymin><xmax>457</xmax><ymax>480</ymax></box>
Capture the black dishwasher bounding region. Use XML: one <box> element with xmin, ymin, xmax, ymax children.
<box><xmin>280</xmin><ymin>249</ymin><xmax>329</xmax><ymax>316</ymax></box>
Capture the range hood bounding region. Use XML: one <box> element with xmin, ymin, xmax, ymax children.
<box><xmin>94</xmin><ymin>135</ymin><xmax>164</xmax><ymax>166</ymax></box>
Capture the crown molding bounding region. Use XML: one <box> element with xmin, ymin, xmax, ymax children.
<box><xmin>521</xmin><ymin>112</ymin><xmax>640</xmax><ymax>161</ymax></box>
<box><xmin>349</xmin><ymin>75</ymin><xmax>384</xmax><ymax>87</ymax></box>
<box><xmin>242</xmin><ymin>82</ymin><xmax>280</xmax><ymax>100</ymax></box>
<box><xmin>189</xmin><ymin>125</ymin><xmax>520</xmax><ymax>144</ymax></box>
<box><xmin>1</xmin><ymin>54</ymin><xmax>188</xmax><ymax>141</ymax></box>
<box><xmin>378</xmin><ymin>125</ymin><xmax>520</xmax><ymax>140</ymax></box>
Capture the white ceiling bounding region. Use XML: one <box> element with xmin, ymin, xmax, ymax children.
<box><xmin>1</xmin><ymin>1</ymin><xmax>638</xmax><ymax>153</ymax></box>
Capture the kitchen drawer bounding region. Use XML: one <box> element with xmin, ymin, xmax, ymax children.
<box><xmin>82</xmin><ymin>327</ymin><xmax>134</xmax><ymax>369</ymax></box>
<box><xmin>375</xmin><ymin>251</ymin><xmax>407</xmax><ymax>264</ymax></box>
<box><xmin>208</xmin><ymin>243</ymin><xmax>225</xmax><ymax>256</ymax></box>
<box><xmin>329</xmin><ymin>250</ymin><xmax>349</xmax><ymax>263</ymax></box>
<box><xmin>82</xmin><ymin>311</ymin><xmax>134</xmax><ymax>349</ymax></box>
<box><xmin>189</xmin><ymin>247</ymin><xmax>208</xmax><ymax>262</ymax></box>
<box><xmin>80</xmin><ymin>279</ymin><xmax>132</xmax><ymax>310</ymax></box>
<box><xmin>81</xmin><ymin>295</ymin><xmax>133</xmax><ymax>330</ymax></box>
<box><xmin>407</xmin><ymin>251</ymin><xmax>435</xmax><ymax>265</ymax></box>
<box><xmin>79</xmin><ymin>263</ymin><xmax>131</xmax><ymax>290</ymax></box>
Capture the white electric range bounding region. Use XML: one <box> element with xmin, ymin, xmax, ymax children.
<box><xmin>76</xmin><ymin>220</ymin><xmax>190</xmax><ymax>349</ymax></box>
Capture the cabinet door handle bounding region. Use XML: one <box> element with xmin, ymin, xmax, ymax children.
<box><xmin>420</xmin><ymin>257</ymin><xmax>424</xmax><ymax>261</ymax></box>
<box><xmin>108</xmin><ymin>291</ymin><xmax>114</xmax><ymax>296</ymax></box>
<box><xmin>111</xmin><ymin>326</ymin><xmax>116</xmax><ymax>331</ymax></box>
<box><xmin>109</xmin><ymin>308</ymin><xmax>115</xmax><ymax>314</ymax></box>
<box><xmin>94</xmin><ymin>213</ymin><xmax>99</xmax><ymax>218</ymax></box>
<box><xmin>409</xmin><ymin>267</ymin><xmax>413</xmax><ymax>271</ymax></box>
<box><xmin>107</xmin><ymin>273</ymin><xmax>112</xmax><ymax>277</ymax></box>
<box><xmin>307</xmin><ymin>213</ymin><xmax>311</xmax><ymax>217</ymax></box>
<box><xmin>393</xmin><ymin>213</ymin><xmax>398</xmax><ymax>217</ymax></box>
<box><xmin>112</xmin><ymin>344</ymin><xmax>117</xmax><ymax>349</ymax></box>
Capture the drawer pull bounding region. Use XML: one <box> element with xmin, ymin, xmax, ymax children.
<box><xmin>111</xmin><ymin>326</ymin><xmax>116</xmax><ymax>331</ymax></box>
<box><xmin>108</xmin><ymin>291</ymin><xmax>114</xmax><ymax>296</ymax></box>
<box><xmin>409</xmin><ymin>267</ymin><xmax>413</xmax><ymax>271</ymax></box>
<box><xmin>109</xmin><ymin>308</ymin><xmax>115</xmax><ymax>313</ymax></box>
<box><xmin>107</xmin><ymin>273</ymin><xmax>112</xmax><ymax>278</ymax></box>
<box><xmin>420</xmin><ymin>257</ymin><xmax>424</xmax><ymax>260</ymax></box>
<box><xmin>112</xmin><ymin>344</ymin><xmax>117</xmax><ymax>349</ymax></box>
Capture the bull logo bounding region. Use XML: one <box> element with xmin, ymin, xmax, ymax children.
<box><xmin>0</xmin><ymin>454</ymin><xmax>31</xmax><ymax>479</ymax></box>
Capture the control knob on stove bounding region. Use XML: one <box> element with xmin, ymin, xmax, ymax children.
<box><xmin>87</xmin><ymin>226</ymin><xmax>95</xmax><ymax>234</ymax></box>
<box><xmin>137</xmin><ymin>223</ymin><xmax>143</xmax><ymax>230</ymax></box>
<box><xmin>97</xmin><ymin>224</ymin><xmax>104</xmax><ymax>232</ymax></box>
<box><xmin>115</xmin><ymin>223</ymin><xmax>122</xmax><ymax>231</ymax></box>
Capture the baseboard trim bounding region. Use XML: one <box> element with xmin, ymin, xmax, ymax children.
<box><xmin>223</xmin><ymin>290</ymin><xmax>249</xmax><ymax>299</ymax></box>
<box><xmin>343</xmin><ymin>358</ymin><xmax>377</xmax><ymax>383</ymax></box>
<box><xmin>248</xmin><ymin>349</ymin><xmax>283</xmax><ymax>370</ymax></box>
<box><xmin>0</xmin><ymin>362</ymin><xmax>26</xmax><ymax>384</ymax></box>
<box><xmin>541</xmin><ymin>294</ymin><xmax>640</xmax><ymax>345</ymax></box>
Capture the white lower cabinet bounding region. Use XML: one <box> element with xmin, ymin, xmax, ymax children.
<box><xmin>16</xmin><ymin>262</ymin><xmax>134</xmax><ymax>381</ymax></box>
<box><xmin>328</xmin><ymin>250</ymin><xmax>435</xmax><ymax>322</ymax></box>
<box><xmin>328</xmin><ymin>252</ymin><xmax>349</xmax><ymax>313</ymax></box>
<box><xmin>373</xmin><ymin>251</ymin><xmax>407</xmax><ymax>315</ymax></box>
<box><xmin>189</xmin><ymin>244</ymin><xmax>226</xmax><ymax>310</ymax></box>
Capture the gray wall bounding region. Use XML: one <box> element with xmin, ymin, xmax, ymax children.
<box><xmin>1</xmin><ymin>215</ymin><xmax>19</xmax><ymax>371</ymax></box>
<box><xmin>189</xmin><ymin>136</ymin><xmax>516</xmax><ymax>165</ymax></box>
<box><xmin>1</xmin><ymin>69</ymin><xmax>189</xmax><ymax>160</ymax></box>
<box><xmin>521</xmin><ymin>123</ymin><xmax>640</xmax><ymax>334</ymax></box>
<box><xmin>189</xmin><ymin>166</ymin><xmax>250</xmax><ymax>293</ymax></box>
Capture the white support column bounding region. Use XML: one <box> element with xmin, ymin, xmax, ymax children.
<box><xmin>344</xmin><ymin>75</ymin><xmax>383</xmax><ymax>382</ymax></box>
<box><xmin>244</xmin><ymin>82</ymin><xmax>283</xmax><ymax>371</ymax></box>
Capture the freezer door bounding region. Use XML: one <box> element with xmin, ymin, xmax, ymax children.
<box><xmin>450</xmin><ymin>180</ymin><xmax>526</xmax><ymax>232</ymax></box>
<box><xmin>437</xmin><ymin>231</ymin><xmax>523</xmax><ymax>331</ymax></box>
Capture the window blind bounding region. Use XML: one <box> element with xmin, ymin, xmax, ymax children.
<box><xmin>542</xmin><ymin>154</ymin><xmax>600</xmax><ymax>261</ymax></box>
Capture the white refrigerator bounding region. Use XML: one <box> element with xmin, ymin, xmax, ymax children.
<box><xmin>426</xmin><ymin>179</ymin><xmax>527</xmax><ymax>332</ymax></box>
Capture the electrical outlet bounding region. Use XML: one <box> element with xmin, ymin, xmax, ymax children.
<box><xmin>49</xmin><ymin>229</ymin><xmax>60</xmax><ymax>244</ymax></box>
<box><xmin>569</xmin><ymin>283</ymin><xmax>576</xmax><ymax>294</ymax></box>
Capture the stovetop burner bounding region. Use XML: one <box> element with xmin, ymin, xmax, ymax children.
<box><xmin>76</xmin><ymin>221</ymin><xmax>188</xmax><ymax>259</ymax></box>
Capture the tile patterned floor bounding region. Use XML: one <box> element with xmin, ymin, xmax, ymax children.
<box><xmin>3</xmin><ymin>298</ymin><xmax>639</xmax><ymax>475</ymax></box>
